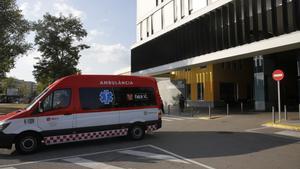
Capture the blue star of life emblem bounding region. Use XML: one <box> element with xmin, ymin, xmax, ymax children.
<box><xmin>99</xmin><ymin>90</ymin><xmax>114</xmax><ymax>105</ymax></box>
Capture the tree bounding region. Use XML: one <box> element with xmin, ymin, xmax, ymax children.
<box><xmin>33</xmin><ymin>13</ymin><xmax>89</xmax><ymax>89</ymax></box>
<box><xmin>0</xmin><ymin>77</ymin><xmax>17</xmax><ymax>94</ymax></box>
<box><xmin>0</xmin><ymin>0</ymin><xmax>31</xmax><ymax>78</ymax></box>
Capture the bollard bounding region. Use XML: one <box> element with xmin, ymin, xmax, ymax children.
<box><xmin>208</xmin><ymin>105</ymin><xmax>211</xmax><ymax>119</ymax></box>
<box><xmin>226</xmin><ymin>104</ymin><xmax>229</xmax><ymax>116</ymax></box>
<box><xmin>241</xmin><ymin>102</ymin><xmax>244</xmax><ymax>113</ymax></box>
<box><xmin>168</xmin><ymin>105</ymin><xmax>171</xmax><ymax>114</ymax></box>
<box><xmin>272</xmin><ymin>106</ymin><xmax>275</xmax><ymax>124</ymax></box>
<box><xmin>284</xmin><ymin>105</ymin><xmax>287</xmax><ymax>121</ymax></box>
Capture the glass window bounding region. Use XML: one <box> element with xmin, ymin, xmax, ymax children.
<box><xmin>181</xmin><ymin>0</ymin><xmax>185</xmax><ymax>18</ymax></box>
<box><xmin>42</xmin><ymin>93</ymin><xmax>53</xmax><ymax>112</ymax></box>
<box><xmin>53</xmin><ymin>89</ymin><xmax>71</xmax><ymax>109</ymax></box>
<box><xmin>197</xmin><ymin>83</ymin><xmax>204</xmax><ymax>100</ymax></box>
<box><xmin>41</xmin><ymin>89</ymin><xmax>71</xmax><ymax>112</ymax></box>
<box><xmin>140</xmin><ymin>23</ymin><xmax>143</xmax><ymax>40</ymax></box>
<box><xmin>79</xmin><ymin>88</ymin><xmax>115</xmax><ymax>110</ymax></box>
<box><xmin>114</xmin><ymin>87</ymin><xmax>156</xmax><ymax>107</ymax></box>
<box><xmin>186</xmin><ymin>84</ymin><xmax>191</xmax><ymax>100</ymax></box>
<box><xmin>188</xmin><ymin>0</ymin><xmax>193</xmax><ymax>14</ymax></box>
<box><xmin>79</xmin><ymin>87</ymin><xmax>156</xmax><ymax>110</ymax></box>
<box><xmin>174</xmin><ymin>0</ymin><xmax>178</xmax><ymax>22</ymax></box>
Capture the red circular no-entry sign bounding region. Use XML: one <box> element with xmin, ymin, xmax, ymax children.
<box><xmin>272</xmin><ymin>69</ymin><xmax>285</xmax><ymax>81</ymax></box>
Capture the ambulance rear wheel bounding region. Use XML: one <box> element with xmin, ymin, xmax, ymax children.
<box><xmin>130</xmin><ymin>125</ymin><xmax>145</xmax><ymax>140</ymax></box>
<box><xmin>15</xmin><ymin>133</ymin><xmax>40</xmax><ymax>154</ymax></box>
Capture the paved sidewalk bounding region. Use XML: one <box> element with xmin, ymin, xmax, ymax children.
<box><xmin>263</xmin><ymin>120</ymin><xmax>300</xmax><ymax>131</ymax></box>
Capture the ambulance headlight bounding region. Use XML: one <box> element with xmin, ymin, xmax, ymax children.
<box><xmin>0</xmin><ymin>122</ymin><xmax>10</xmax><ymax>131</ymax></box>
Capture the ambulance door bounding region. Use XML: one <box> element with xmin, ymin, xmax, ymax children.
<box><xmin>37</xmin><ymin>89</ymin><xmax>74</xmax><ymax>131</ymax></box>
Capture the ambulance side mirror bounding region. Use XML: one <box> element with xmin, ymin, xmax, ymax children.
<box><xmin>38</xmin><ymin>101</ymin><xmax>44</xmax><ymax>113</ymax></box>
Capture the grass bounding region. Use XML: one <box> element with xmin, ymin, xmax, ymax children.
<box><xmin>0</xmin><ymin>104</ymin><xmax>28</xmax><ymax>114</ymax></box>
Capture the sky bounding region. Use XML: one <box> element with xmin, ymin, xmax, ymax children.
<box><xmin>7</xmin><ymin>0</ymin><xmax>136</xmax><ymax>82</ymax></box>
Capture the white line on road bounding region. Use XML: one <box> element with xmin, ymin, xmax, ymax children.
<box><xmin>245</xmin><ymin>126</ymin><xmax>269</xmax><ymax>132</ymax></box>
<box><xmin>163</xmin><ymin>117</ymin><xmax>184</xmax><ymax>121</ymax></box>
<box><xmin>275</xmin><ymin>130</ymin><xmax>300</xmax><ymax>138</ymax></box>
<box><xmin>164</xmin><ymin>115</ymin><xmax>196</xmax><ymax>120</ymax></box>
<box><xmin>162</xmin><ymin>118</ymin><xmax>173</xmax><ymax>122</ymax></box>
<box><xmin>0</xmin><ymin>145</ymin><xmax>149</xmax><ymax>168</ymax></box>
<box><xmin>119</xmin><ymin>150</ymin><xmax>189</xmax><ymax>164</ymax></box>
<box><xmin>148</xmin><ymin>145</ymin><xmax>216</xmax><ymax>169</ymax></box>
<box><xmin>0</xmin><ymin>167</ymin><xmax>17</xmax><ymax>169</ymax></box>
<box><xmin>63</xmin><ymin>157</ymin><xmax>124</xmax><ymax>169</ymax></box>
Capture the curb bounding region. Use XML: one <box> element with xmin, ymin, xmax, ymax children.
<box><xmin>262</xmin><ymin>122</ymin><xmax>300</xmax><ymax>131</ymax></box>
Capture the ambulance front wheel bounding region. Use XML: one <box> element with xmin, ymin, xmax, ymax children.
<box><xmin>129</xmin><ymin>125</ymin><xmax>145</xmax><ymax>140</ymax></box>
<box><xmin>15</xmin><ymin>133</ymin><xmax>40</xmax><ymax>154</ymax></box>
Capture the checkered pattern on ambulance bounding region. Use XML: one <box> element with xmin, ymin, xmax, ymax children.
<box><xmin>44</xmin><ymin>128</ymin><xmax>129</xmax><ymax>145</ymax></box>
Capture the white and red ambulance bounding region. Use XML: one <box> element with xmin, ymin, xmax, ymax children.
<box><xmin>0</xmin><ymin>75</ymin><xmax>162</xmax><ymax>154</ymax></box>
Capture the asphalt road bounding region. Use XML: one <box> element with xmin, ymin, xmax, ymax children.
<box><xmin>0</xmin><ymin>113</ymin><xmax>299</xmax><ymax>169</ymax></box>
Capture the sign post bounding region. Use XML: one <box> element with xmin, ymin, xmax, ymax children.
<box><xmin>272</xmin><ymin>69</ymin><xmax>285</xmax><ymax>122</ymax></box>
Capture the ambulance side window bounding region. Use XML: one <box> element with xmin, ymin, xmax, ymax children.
<box><xmin>41</xmin><ymin>89</ymin><xmax>71</xmax><ymax>112</ymax></box>
<box><xmin>42</xmin><ymin>93</ymin><xmax>53</xmax><ymax>112</ymax></box>
<box><xmin>114</xmin><ymin>87</ymin><xmax>156</xmax><ymax>107</ymax></box>
<box><xmin>52</xmin><ymin>89</ymin><xmax>71</xmax><ymax>109</ymax></box>
<box><xmin>79</xmin><ymin>88</ymin><xmax>115</xmax><ymax>110</ymax></box>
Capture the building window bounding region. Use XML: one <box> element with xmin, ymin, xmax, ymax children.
<box><xmin>188</xmin><ymin>0</ymin><xmax>193</xmax><ymax>15</ymax></box>
<box><xmin>180</xmin><ymin>0</ymin><xmax>185</xmax><ymax>18</ymax></box>
<box><xmin>197</xmin><ymin>83</ymin><xmax>204</xmax><ymax>100</ymax></box>
<box><xmin>186</xmin><ymin>84</ymin><xmax>191</xmax><ymax>100</ymax></box>
<box><xmin>151</xmin><ymin>15</ymin><xmax>154</xmax><ymax>34</ymax></box>
<box><xmin>174</xmin><ymin>0</ymin><xmax>178</xmax><ymax>22</ymax></box>
<box><xmin>139</xmin><ymin>23</ymin><xmax>142</xmax><ymax>40</ymax></box>
<box><xmin>146</xmin><ymin>18</ymin><xmax>149</xmax><ymax>37</ymax></box>
<box><xmin>156</xmin><ymin>0</ymin><xmax>159</xmax><ymax>6</ymax></box>
<box><xmin>161</xmin><ymin>7</ymin><xmax>164</xmax><ymax>29</ymax></box>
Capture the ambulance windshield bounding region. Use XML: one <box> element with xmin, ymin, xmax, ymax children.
<box><xmin>25</xmin><ymin>87</ymin><xmax>50</xmax><ymax>111</ymax></box>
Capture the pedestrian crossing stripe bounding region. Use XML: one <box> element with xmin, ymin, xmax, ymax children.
<box><xmin>63</xmin><ymin>157</ymin><xmax>124</xmax><ymax>169</ymax></box>
<box><xmin>119</xmin><ymin>150</ymin><xmax>190</xmax><ymax>164</ymax></box>
<box><xmin>0</xmin><ymin>145</ymin><xmax>214</xmax><ymax>169</ymax></box>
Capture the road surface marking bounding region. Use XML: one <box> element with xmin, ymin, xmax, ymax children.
<box><xmin>63</xmin><ymin>157</ymin><xmax>124</xmax><ymax>169</ymax></box>
<box><xmin>163</xmin><ymin>117</ymin><xmax>184</xmax><ymax>121</ymax></box>
<box><xmin>0</xmin><ymin>145</ymin><xmax>149</xmax><ymax>168</ymax></box>
<box><xmin>275</xmin><ymin>130</ymin><xmax>300</xmax><ymax>138</ymax></box>
<box><xmin>245</xmin><ymin>126</ymin><xmax>269</xmax><ymax>132</ymax></box>
<box><xmin>165</xmin><ymin>115</ymin><xmax>197</xmax><ymax>120</ymax></box>
<box><xmin>119</xmin><ymin>150</ymin><xmax>189</xmax><ymax>164</ymax></box>
<box><xmin>148</xmin><ymin>145</ymin><xmax>216</xmax><ymax>169</ymax></box>
<box><xmin>0</xmin><ymin>167</ymin><xmax>17</xmax><ymax>169</ymax></box>
<box><xmin>162</xmin><ymin>118</ymin><xmax>173</xmax><ymax>122</ymax></box>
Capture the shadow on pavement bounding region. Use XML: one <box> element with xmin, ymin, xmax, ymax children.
<box><xmin>0</xmin><ymin>130</ymin><xmax>298</xmax><ymax>166</ymax></box>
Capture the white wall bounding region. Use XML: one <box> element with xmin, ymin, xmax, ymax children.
<box><xmin>193</xmin><ymin>0</ymin><xmax>208</xmax><ymax>12</ymax></box>
<box><xmin>153</xmin><ymin>10</ymin><xmax>162</xmax><ymax>34</ymax></box>
<box><xmin>163</xmin><ymin>1</ymin><xmax>175</xmax><ymax>28</ymax></box>
<box><xmin>136</xmin><ymin>0</ymin><xmax>210</xmax><ymax>42</ymax></box>
<box><xmin>137</xmin><ymin>0</ymin><xmax>156</xmax><ymax>21</ymax></box>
